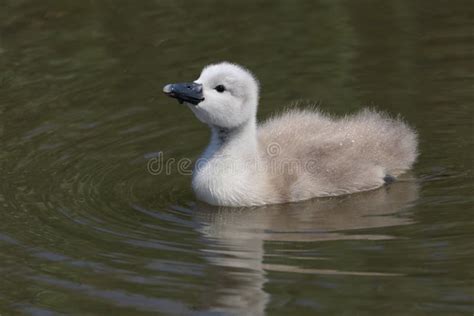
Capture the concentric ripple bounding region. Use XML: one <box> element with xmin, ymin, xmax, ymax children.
<box><xmin>0</xmin><ymin>100</ymin><xmax>210</xmax><ymax>313</ymax></box>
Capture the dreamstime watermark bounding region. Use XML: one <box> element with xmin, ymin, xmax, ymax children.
<box><xmin>146</xmin><ymin>143</ymin><xmax>320</xmax><ymax>176</ymax></box>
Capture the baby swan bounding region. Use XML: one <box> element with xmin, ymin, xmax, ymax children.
<box><xmin>163</xmin><ymin>62</ymin><xmax>418</xmax><ymax>207</ymax></box>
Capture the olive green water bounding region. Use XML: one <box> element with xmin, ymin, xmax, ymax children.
<box><xmin>1</xmin><ymin>1</ymin><xmax>473</xmax><ymax>315</ymax></box>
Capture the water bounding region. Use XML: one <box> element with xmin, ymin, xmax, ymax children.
<box><xmin>1</xmin><ymin>0</ymin><xmax>473</xmax><ymax>315</ymax></box>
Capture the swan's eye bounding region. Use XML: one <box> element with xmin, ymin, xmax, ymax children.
<box><xmin>214</xmin><ymin>85</ymin><xmax>226</xmax><ymax>93</ymax></box>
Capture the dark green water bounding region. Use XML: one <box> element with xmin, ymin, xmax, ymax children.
<box><xmin>1</xmin><ymin>1</ymin><xmax>473</xmax><ymax>315</ymax></box>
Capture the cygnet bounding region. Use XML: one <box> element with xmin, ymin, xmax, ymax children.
<box><xmin>163</xmin><ymin>62</ymin><xmax>418</xmax><ymax>207</ymax></box>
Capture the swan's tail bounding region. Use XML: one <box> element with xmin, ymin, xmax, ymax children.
<box><xmin>354</xmin><ymin>109</ymin><xmax>418</xmax><ymax>177</ymax></box>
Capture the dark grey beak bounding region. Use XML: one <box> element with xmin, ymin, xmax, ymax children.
<box><xmin>163</xmin><ymin>82</ymin><xmax>204</xmax><ymax>105</ymax></box>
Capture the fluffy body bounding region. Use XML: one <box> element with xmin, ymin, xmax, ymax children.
<box><xmin>169</xmin><ymin>63</ymin><xmax>418</xmax><ymax>206</ymax></box>
<box><xmin>258</xmin><ymin>108</ymin><xmax>417</xmax><ymax>202</ymax></box>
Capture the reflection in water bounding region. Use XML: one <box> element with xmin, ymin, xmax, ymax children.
<box><xmin>194</xmin><ymin>181</ymin><xmax>419</xmax><ymax>315</ymax></box>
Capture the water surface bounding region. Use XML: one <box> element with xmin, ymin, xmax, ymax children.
<box><xmin>0</xmin><ymin>0</ymin><xmax>473</xmax><ymax>315</ymax></box>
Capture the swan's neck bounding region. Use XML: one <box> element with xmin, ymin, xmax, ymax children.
<box><xmin>193</xmin><ymin>118</ymin><xmax>267</xmax><ymax>206</ymax></box>
<box><xmin>208</xmin><ymin>118</ymin><xmax>258</xmax><ymax>159</ymax></box>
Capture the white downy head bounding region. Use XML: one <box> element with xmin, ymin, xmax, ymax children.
<box><xmin>164</xmin><ymin>62</ymin><xmax>259</xmax><ymax>129</ymax></box>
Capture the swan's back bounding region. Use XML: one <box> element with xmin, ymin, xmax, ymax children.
<box><xmin>258</xmin><ymin>108</ymin><xmax>418</xmax><ymax>200</ymax></box>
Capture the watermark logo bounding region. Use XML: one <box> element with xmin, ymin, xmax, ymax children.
<box><xmin>267</xmin><ymin>142</ymin><xmax>281</xmax><ymax>156</ymax></box>
<box><xmin>146</xmin><ymin>143</ymin><xmax>319</xmax><ymax>176</ymax></box>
